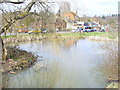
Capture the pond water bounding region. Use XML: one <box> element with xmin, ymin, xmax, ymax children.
<box><xmin>4</xmin><ymin>38</ymin><xmax>109</xmax><ymax>88</ymax></box>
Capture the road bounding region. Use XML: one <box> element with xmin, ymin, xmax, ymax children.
<box><xmin>1</xmin><ymin>31</ymin><xmax>71</xmax><ymax>36</ymax></box>
<box><xmin>1</xmin><ymin>33</ymin><xmax>29</xmax><ymax>36</ymax></box>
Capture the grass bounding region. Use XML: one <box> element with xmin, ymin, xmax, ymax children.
<box><xmin>2</xmin><ymin>35</ymin><xmax>17</xmax><ymax>39</ymax></box>
<box><xmin>78</xmin><ymin>32</ymin><xmax>105</xmax><ymax>36</ymax></box>
<box><xmin>1</xmin><ymin>32</ymin><xmax>118</xmax><ymax>39</ymax></box>
<box><xmin>108</xmin><ymin>36</ymin><xmax>116</xmax><ymax>39</ymax></box>
<box><xmin>107</xmin><ymin>32</ymin><xmax>118</xmax><ymax>39</ymax></box>
<box><xmin>1</xmin><ymin>33</ymin><xmax>42</xmax><ymax>39</ymax></box>
<box><xmin>42</xmin><ymin>32</ymin><xmax>106</xmax><ymax>37</ymax></box>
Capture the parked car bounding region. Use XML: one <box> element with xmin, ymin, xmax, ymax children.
<box><xmin>42</xmin><ymin>29</ymin><xmax>47</xmax><ymax>34</ymax></box>
<box><xmin>79</xmin><ymin>27</ymin><xmax>83</xmax><ymax>31</ymax></box>
<box><xmin>41</xmin><ymin>28</ymin><xmax>48</xmax><ymax>34</ymax></box>
<box><xmin>83</xmin><ymin>26</ymin><xmax>92</xmax><ymax>32</ymax></box>
<box><xmin>28</xmin><ymin>29</ymin><xmax>41</xmax><ymax>34</ymax></box>
<box><xmin>100</xmin><ymin>27</ymin><xmax>106</xmax><ymax>32</ymax></box>
<box><xmin>71</xmin><ymin>29</ymin><xmax>79</xmax><ymax>33</ymax></box>
<box><xmin>17</xmin><ymin>29</ymin><xmax>29</xmax><ymax>33</ymax></box>
<box><xmin>100</xmin><ymin>29</ymin><xmax>106</xmax><ymax>32</ymax></box>
<box><xmin>91</xmin><ymin>28</ymin><xmax>97</xmax><ymax>32</ymax></box>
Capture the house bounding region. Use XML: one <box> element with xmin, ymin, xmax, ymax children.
<box><xmin>55</xmin><ymin>15</ymin><xmax>67</xmax><ymax>30</ymax></box>
<box><xmin>77</xmin><ymin>22</ymin><xmax>84</xmax><ymax>26</ymax></box>
<box><xmin>63</xmin><ymin>11</ymin><xmax>79</xmax><ymax>29</ymax></box>
<box><xmin>64</xmin><ymin>11</ymin><xmax>79</xmax><ymax>21</ymax></box>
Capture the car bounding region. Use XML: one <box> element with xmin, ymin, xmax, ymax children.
<box><xmin>83</xmin><ymin>26</ymin><xmax>92</xmax><ymax>32</ymax></box>
<box><xmin>33</xmin><ymin>29</ymin><xmax>41</xmax><ymax>33</ymax></box>
<box><xmin>17</xmin><ymin>29</ymin><xmax>29</xmax><ymax>33</ymax></box>
<box><xmin>100</xmin><ymin>27</ymin><xmax>106</xmax><ymax>32</ymax></box>
<box><xmin>100</xmin><ymin>29</ymin><xmax>106</xmax><ymax>32</ymax></box>
<box><xmin>28</xmin><ymin>30</ymin><xmax>33</xmax><ymax>34</ymax></box>
<box><xmin>79</xmin><ymin>27</ymin><xmax>83</xmax><ymax>32</ymax></box>
<box><xmin>42</xmin><ymin>29</ymin><xmax>47</xmax><ymax>34</ymax></box>
<box><xmin>71</xmin><ymin>29</ymin><xmax>79</xmax><ymax>33</ymax></box>
<box><xmin>71</xmin><ymin>30</ymin><xmax>75</xmax><ymax>33</ymax></box>
<box><xmin>41</xmin><ymin>28</ymin><xmax>48</xmax><ymax>34</ymax></box>
<box><xmin>28</xmin><ymin>29</ymin><xmax>41</xmax><ymax>34</ymax></box>
<box><xmin>91</xmin><ymin>28</ymin><xmax>97</xmax><ymax>32</ymax></box>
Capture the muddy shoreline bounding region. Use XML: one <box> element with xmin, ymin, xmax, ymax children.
<box><xmin>1</xmin><ymin>47</ymin><xmax>37</xmax><ymax>74</ymax></box>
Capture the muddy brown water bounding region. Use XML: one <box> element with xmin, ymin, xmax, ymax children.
<box><xmin>3</xmin><ymin>38</ymin><xmax>115</xmax><ymax>88</ymax></box>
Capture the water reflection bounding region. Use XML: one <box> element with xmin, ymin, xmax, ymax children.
<box><xmin>63</xmin><ymin>39</ymin><xmax>77</xmax><ymax>49</ymax></box>
<box><xmin>4</xmin><ymin>38</ymin><xmax>111</xmax><ymax>88</ymax></box>
<box><xmin>7</xmin><ymin>60</ymin><xmax>62</xmax><ymax>88</ymax></box>
<box><xmin>93</xmin><ymin>41</ymin><xmax>118</xmax><ymax>81</ymax></box>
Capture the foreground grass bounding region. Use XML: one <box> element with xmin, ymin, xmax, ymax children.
<box><xmin>1</xmin><ymin>32</ymin><xmax>118</xmax><ymax>39</ymax></box>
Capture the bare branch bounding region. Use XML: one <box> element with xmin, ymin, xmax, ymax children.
<box><xmin>0</xmin><ymin>1</ymin><xmax>24</xmax><ymax>4</ymax></box>
<box><xmin>0</xmin><ymin>1</ymin><xmax>36</xmax><ymax>34</ymax></box>
<box><xmin>0</xmin><ymin>0</ymin><xmax>52</xmax><ymax>34</ymax></box>
<box><xmin>4</xmin><ymin>17</ymin><xmax>10</xmax><ymax>23</ymax></box>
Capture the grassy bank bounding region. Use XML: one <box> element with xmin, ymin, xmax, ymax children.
<box><xmin>2</xmin><ymin>32</ymin><xmax>118</xmax><ymax>40</ymax></box>
<box><xmin>56</xmin><ymin>32</ymin><xmax>105</xmax><ymax>37</ymax></box>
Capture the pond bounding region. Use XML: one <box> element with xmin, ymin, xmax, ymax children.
<box><xmin>4</xmin><ymin>38</ymin><xmax>111</xmax><ymax>88</ymax></box>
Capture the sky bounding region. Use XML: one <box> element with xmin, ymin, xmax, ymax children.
<box><xmin>71</xmin><ymin>0</ymin><xmax>119</xmax><ymax>17</ymax></box>
<box><xmin>1</xmin><ymin>0</ymin><xmax>120</xmax><ymax>17</ymax></box>
<box><xmin>51</xmin><ymin>0</ymin><xmax>119</xmax><ymax>17</ymax></box>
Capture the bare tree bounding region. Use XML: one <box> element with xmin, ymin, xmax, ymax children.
<box><xmin>58</xmin><ymin>2</ymin><xmax>71</xmax><ymax>17</ymax></box>
<box><xmin>0</xmin><ymin>0</ymin><xmax>51</xmax><ymax>60</ymax></box>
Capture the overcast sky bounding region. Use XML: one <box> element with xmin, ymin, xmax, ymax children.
<box><xmin>51</xmin><ymin>0</ymin><xmax>119</xmax><ymax>17</ymax></box>
<box><xmin>3</xmin><ymin>0</ymin><xmax>120</xmax><ymax>17</ymax></box>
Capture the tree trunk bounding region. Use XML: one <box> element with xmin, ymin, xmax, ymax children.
<box><xmin>0</xmin><ymin>35</ymin><xmax>7</xmax><ymax>61</ymax></box>
<box><xmin>0</xmin><ymin>35</ymin><xmax>3</xmax><ymax>89</ymax></box>
<box><xmin>0</xmin><ymin>36</ymin><xmax>2</xmax><ymax>61</ymax></box>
